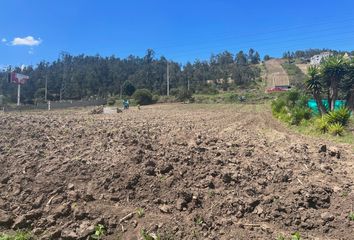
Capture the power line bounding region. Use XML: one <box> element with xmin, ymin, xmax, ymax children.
<box><xmin>114</xmin><ymin>15</ymin><xmax>354</xmax><ymax>56</ymax></box>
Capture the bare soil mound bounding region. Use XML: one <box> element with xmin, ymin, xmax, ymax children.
<box><xmin>0</xmin><ymin>104</ymin><xmax>353</xmax><ymax>239</ymax></box>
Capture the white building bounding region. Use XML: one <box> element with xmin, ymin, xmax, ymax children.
<box><xmin>310</xmin><ymin>52</ymin><xmax>331</xmax><ymax>65</ymax></box>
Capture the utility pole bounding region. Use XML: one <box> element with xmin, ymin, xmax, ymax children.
<box><xmin>167</xmin><ymin>61</ymin><xmax>170</xmax><ymax>96</ymax></box>
<box><xmin>187</xmin><ymin>78</ymin><xmax>190</xmax><ymax>91</ymax></box>
<box><xmin>17</xmin><ymin>84</ymin><xmax>21</xmax><ymax>106</ymax></box>
<box><xmin>45</xmin><ymin>74</ymin><xmax>48</xmax><ymax>102</ymax></box>
<box><xmin>17</xmin><ymin>66</ymin><xmax>22</xmax><ymax>106</ymax></box>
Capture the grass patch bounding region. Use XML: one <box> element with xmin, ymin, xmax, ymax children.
<box><xmin>193</xmin><ymin>90</ymin><xmax>273</xmax><ymax>104</ymax></box>
<box><xmin>289</xmin><ymin>118</ymin><xmax>354</xmax><ymax>151</ymax></box>
<box><xmin>281</xmin><ymin>63</ymin><xmax>306</xmax><ymax>89</ymax></box>
<box><xmin>0</xmin><ymin>231</ymin><xmax>32</xmax><ymax>240</ymax></box>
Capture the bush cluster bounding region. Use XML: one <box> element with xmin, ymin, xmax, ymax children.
<box><xmin>271</xmin><ymin>90</ymin><xmax>311</xmax><ymax>125</ymax></box>
<box><xmin>170</xmin><ymin>88</ymin><xmax>194</xmax><ymax>102</ymax></box>
<box><xmin>132</xmin><ymin>89</ymin><xmax>153</xmax><ymax>105</ymax></box>
<box><xmin>314</xmin><ymin>107</ymin><xmax>351</xmax><ymax>136</ymax></box>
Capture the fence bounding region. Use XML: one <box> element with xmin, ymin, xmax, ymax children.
<box><xmin>2</xmin><ymin>99</ymin><xmax>107</xmax><ymax>112</ymax></box>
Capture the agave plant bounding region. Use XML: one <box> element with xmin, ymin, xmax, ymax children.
<box><xmin>325</xmin><ymin>107</ymin><xmax>351</xmax><ymax>126</ymax></box>
<box><xmin>328</xmin><ymin>122</ymin><xmax>345</xmax><ymax>136</ymax></box>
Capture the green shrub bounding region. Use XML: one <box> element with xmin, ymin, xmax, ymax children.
<box><xmin>122</xmin><ymin>81</ymin><xmax>136</xmax><ymax>96</ymax></box>
<box><xmin>295</xmin><ymin>95</ymin><xmax>309</xmax><ymax>108</ymax></box>
<box><xmin>286</xmin><ymin>90</ymin><xmax>300</xmax><ymax>106</ymax></box>
<box><xmin>315</xmin><ymin>117</ymin><xmax>329</xmax><ymax>133</ymax></box>
<box><xmin>157</xmin><ymin>95</ymin><xmax>177</xmax><ymax>103</ymax></box>
<box><xmin>152</xmin><ymin>94</ymin><xmax>160</xmax><ymax>103</ymax></box>
<box><xmin>328</xmin><ymin>123</ymin><xmax>345</xmax><ymax>136</ymax></box>
<box><xmin>271</xmin><ymin>98</ymin><xmax>287</xmax><ymax>114</ymax></box>
<box><xmin>107</xmin><ymin>96</ymin><xmax>116</xmax><ymax>106</ymax></box>
<box><xmin>290</xmin><ymin>107</ymin><xmax>312</xmax><ymax>125</ymax></box>
<box><xmin>325</xmin><ymin>107</ymin><xmax>351</xmax><ymax>126</ymax></box>
<box><xmin>132</xmin><ymin>89</ymin><xmax>153</xmax><ymax>105</ymax></box>
<box><xmin>169</xmin><ymin>88</ymin><xmax>180</xmax><ymax>97</ymax></box>
<box><xmin>225</xmin><ymin>93</ymin><xmax>238</xmax><ymax>103</ymax></box>
<box><xmin>176</xmin><ymin>88</ymin><xmax>193</xmax><ymax>102</ymax></box>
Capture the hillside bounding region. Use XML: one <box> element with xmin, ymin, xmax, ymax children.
<box><xmin>264</xmin><ymin>59</ymin><xmax>290</xmax><ymax>88</ymax></box>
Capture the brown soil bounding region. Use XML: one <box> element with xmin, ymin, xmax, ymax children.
<box><xmin>0</xmin><ymin>104</ymin><xmax>353</xmax><ymax>240</ymax></box>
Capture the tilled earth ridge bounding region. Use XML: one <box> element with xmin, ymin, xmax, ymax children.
<box><xmin>0</xmin><ymin>104</ymin><xmax>353</xmax><ymax>240</ymax></box>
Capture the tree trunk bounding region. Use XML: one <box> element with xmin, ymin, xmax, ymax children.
<box><xmin>347</xmin><ymin>89</ymin><xmax>354</xmax><ymax>110</ymax></box>
<box><xmin>329</xmin><ymin>78</ymin><xmax>339</xmax><ymax>111</ymax></box>
<box><xmin>314</xmin><ymin>92</ymin><xmax>327</xmax><ymax>115</ymax></box>
<box><xmin>327</xmin><ymin>89</ymin><xmax>331</xmax><ymax>112</ymax></box>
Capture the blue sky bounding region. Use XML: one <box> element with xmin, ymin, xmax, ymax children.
<box><xmin>1</xmin><ymin>0</ymin><xmax>354</xmax><ymax>67</ymax></box>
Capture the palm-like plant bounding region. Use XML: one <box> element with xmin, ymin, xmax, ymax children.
<box><xmin>343</xmin><ymin>59</ymin><xmax>354</xmax><ymax>110</ymax></box>
<box><xmin>306</xmin><ymin>65</ymin><xmax>327</xmax><ymax>115</ymax></box>
<box><xmin>320</xmin><ymin>55</ymin><xmax>348</xmax><ymax>111</ymax></box>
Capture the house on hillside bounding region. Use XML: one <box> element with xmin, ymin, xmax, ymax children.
<box><xmin>310</xmin><ymin>52</ymin><xmax>331</xmax><ymax>65</ymax></box>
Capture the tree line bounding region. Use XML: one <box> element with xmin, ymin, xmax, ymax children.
<box><xmin>0</xmin><ymin>49</ymin><xmax>260</xmax><ymax>103</ymax></box>
<box><xmin>283</xmin><ymin>48</ymin><xmax>354</xmax><ymax>62</ymax></box>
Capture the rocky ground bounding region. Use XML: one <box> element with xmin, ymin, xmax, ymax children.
<box><xmin>0</xmin><ymin>104</ymin><xmax>353</xmax><ymax>240</ymax></box>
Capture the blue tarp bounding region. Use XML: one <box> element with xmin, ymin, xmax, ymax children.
<box><xmin>308</xmin><ymin>99</ymin><xmax>347</xmax><ymax>114</ymax></box>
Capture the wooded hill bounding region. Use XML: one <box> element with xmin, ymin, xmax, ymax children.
<box><xmin>0</xmin><ymin>49</ymin><xmax>261</xmax><ymax>103</ymax></box>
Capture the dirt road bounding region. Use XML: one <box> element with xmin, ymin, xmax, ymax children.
<box><xmin>264</xmin><ymin>59</ymin><xmax>290</xmax><ymax>88</ymax></box>
<box><xmin>0</xmin><ymin>104</ymin><xmax>353</xmax><ymax>239</ymax></box>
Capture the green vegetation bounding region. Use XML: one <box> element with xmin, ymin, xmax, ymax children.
<box><xmin>276</xmin><ymin>232</ymin><xmax>301</xmax><ymax>240</ymax></box>
<box><xmin>272</xmin><ymin>90</ymin><xmax>353</xmax><ymax>146</ymax></box>
<box><xmin>0</xmin><ymin>48</ymin><xmax>261</xmax><ymax>104</ymax></box>
<box><xmin>132</xmin><ymin>89</ymin><xmax>153</xmax><ymax>105</ymax></box>
<box><xmin>271</xmin><ymin>90</ymin><xmax>311</xmax><ymax>125</ymax></box>
<box><xmin>276</xmin><ymin>235</ymin><xmax>286</xmax><ymax>240</ymax></box>
<box><xmin>107</xmin><ymin>96</ymin><xmax>116</xmax><ymax>106</ymax></box>
<box><xmin>349</xmin><ymin>212</ymin><xmax>354</xmax><ymax>221</ymax></box>
<box><xmin>0</xmin><ymin>231</ymin><xmax>32</xmax><ymax>240</ymax></box>
<box><xmin>305</xmin><ymin>55</ymin><xmax>353</xmax><ymax>113</ymax></box>
<box><xmin>170</xmin><ymin>87</ymin><xmax>193</xmax><ymax>102</ymax></box>
<box><xmin>328</xmin><ymin>122</ymin><xmax>345</xmax><ymax>136</ymax></box>
<box><xmin>314</xmin><ymin>117</ymin><xmax>329</xmax><ymax>133</ymax></box>
<box><xmin>325</xmin><ymin>107</ymin><xmax>351</xmax><ymax>126</ymax></box>
<box><xmin>136</xmin><ymin>207</ymin><xmax>145</xmax><ymax>218</ymax></box>
<box><xmin>194</xmin><ymin>216</ymin><xmax>204</xmax><ymax>226</ymax></box>
<box><xmin>281</xmin><ymin>63</ymin><xmax>306</xmax><ymax>89</ymax></box>
<box><xmin>291</xmin><ymin>232</ymin><xmax>301</xmax><ymax>240</ymax></box>
<box><xmin>91</xmin><ymin>224</ymin><xmax>105</xmax><ymax>240</ymax></box>
<box><xmin>141</xmin><ymin>229</ymin><xmax>161</xmax><ymax>240</ymax></box>
<box><xmin>272</xmin><ymin>54</ymin><xmax>353</xmax><ymax>146</ymax></box>
<box><xmin>122</xmin><ymin>80</ymin><xmax>136</xmax><ymax>96</ymax></box>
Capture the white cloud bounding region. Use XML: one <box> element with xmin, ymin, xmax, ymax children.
<box><xmin>1</xmin><ymin>38</ymin><xmax>6</xmax><ymax>43</ymax></box>
<box><xmin>11</xmin><ymin>36</ymin><xmax>41</xmax><ymax>46</ymax></box>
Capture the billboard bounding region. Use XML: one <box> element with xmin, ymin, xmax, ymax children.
<box><xmin>8</xmin><ymin>72</ymin><xmax>29</xmax><ymax>85</ymax></box>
